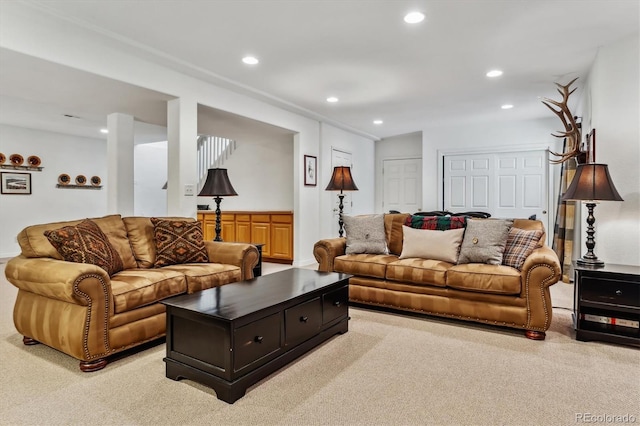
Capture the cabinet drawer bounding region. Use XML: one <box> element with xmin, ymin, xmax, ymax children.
<box><xmin>251</xmin><ymin>214</ymin><xmax>270</xmax><ymax>223</ymax></box>
<box><xmin>271</xmin><ymin>214</ymin><xmax>292</xmax><ymax>224</ymax></box>
<box><xmin>581</xmin><ymin>277</ymin><xmax>640</xmax><ymax>308</ymax></box>
<box><xmin>236</xmin><ymin>214</ymin><xmax>251</xmax><ymax>222</ymax></box>
<box><xmin>234</xmin><ymin>313</ymin><xmax>281</xmax><ymax>372</ymax></box>
<box><xmin>285</xmin><ymin>297</ymin><xmax>322</xmax><ymax>345</ymax></box>
<box><xmin>323</xmin><ymin>285</ymin><xmax>348</xmax><ymax>324</ymax></box>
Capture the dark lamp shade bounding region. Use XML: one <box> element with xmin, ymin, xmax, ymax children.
<box><xmin>325</xmin><ymin>166</ymin><xmax>359</xmax><ymax>192</ymax></box>
<box><xmin>198</xmin><ymin>168</ymin><xmax>238</xmax><ymax>197</ymax></box>
<box><xmin>561</xmin><ymin>163</ymin><xmax>623</xmax><ymax>202</ymax></box>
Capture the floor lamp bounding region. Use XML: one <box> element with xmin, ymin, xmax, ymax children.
<box><xmin>325</xmin><ymin>166</ymin><xmax>359</xmax><ymax>237</ymax></box>
<box><xmin>198</xmin><ymin>168</ymin><xmax>238</xmax><ymax>241</ymax></box>
<box><xmin>561</xmin><ymin>163</ymin><xmax>623</xmax><ymax>267</ymax></box>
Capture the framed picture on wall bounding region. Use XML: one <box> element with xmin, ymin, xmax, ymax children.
<box><xmin>1</xmin><ymin>172</ymin><xmax>32</xmax><ymax>195</ymax></box>
<box><xmin>304</xmin><ymin>155</ymin><xmax>317</xmax><ymax>186</ymax></box>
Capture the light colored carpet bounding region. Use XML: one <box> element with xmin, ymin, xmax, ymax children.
<box><xmin>1</xmin><ymin>262</ymin><xmax>638</xmax><ymax>426</ymax></box>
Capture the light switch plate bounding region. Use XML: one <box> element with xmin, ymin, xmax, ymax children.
<box><xmin>184</xmin><ymin>184</ymin><xmax>195</xmax><ymax>196</ymax></box>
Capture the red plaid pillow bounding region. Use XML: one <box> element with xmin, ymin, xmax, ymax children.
<box><xmin>404</xmin><ymin>215</ymin><xmax>467</xmax><ymax>230</ymax></box>
<box><xmin>502</xmin><ymin>228</ymin><xmax>543</xmax><ymax>270</ymax></box>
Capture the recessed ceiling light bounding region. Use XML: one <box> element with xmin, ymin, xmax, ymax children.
<box><xmin>100</xmin><ymin>128</ymin><xmax>109</xmax><ymax>134</ymax></box>
<box><xmin>501</xmin><ymin>104</ymin><xmax>514</xmax><ymax>109</ymax></box>
<box><xmin>326</xmin><ymin>96</ymin><xmax>339</xmax><ymax>103</ymax></box>
<box><xmin>486</xmin><ymin>70</ymin><xmax>503</xmax><ymax>78</ymax></box>
<box><xmin>242</xmin><ymin>56</ymin><xmax>259</xmax><ymax>65</ymax></box>
<box><xmin>404</xmin><ymin>12</ymin><xmax>425</xmax><ymax>24</ymax></box>
<box><xmin>373</xmin><ymin>120</ymin><xmax>383</xmax><ymax>125</ymax></box>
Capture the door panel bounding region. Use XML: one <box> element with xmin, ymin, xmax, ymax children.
<box><xmin>383</xmin><ymin>158</ymin><xmax>422</xmax><ymax>213</ymax></box>
<box><xmin>444</xmin><ymin>150</ymin><xmax>549</xmax><ymax>233</ymax></box>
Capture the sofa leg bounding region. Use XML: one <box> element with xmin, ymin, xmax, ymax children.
<box><xmin>525</xmin><ymin>330</ymin><xmax>546</xmax><ymax>340</ymax></box>
<box><xmin>79</xmin><ymin>358</ymin><xmax>108</xmax><ymax>372</ymax></box>
<box><xmin>23</xmin><ymin>336</ymin><xmax>39</xmax><ymax>345</ymax></box>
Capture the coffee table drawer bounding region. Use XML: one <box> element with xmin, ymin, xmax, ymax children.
<box><xmin>285</xmin><ymin>297</ymin><xmax>322</xmax><ymax>345</ymax></box>
<box><xmin>323</xmin><ymin>285</ymin><xmax>348</xmax><ymax>324</ymax></box>
<box><xmin>234</xmin><ymin>313</ymin><xmax>281</xmax><ymax>372</ymax></box>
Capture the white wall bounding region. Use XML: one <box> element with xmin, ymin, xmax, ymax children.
<box><xmin>421</xmin><ymin>117</ymin><xmax>562</xmax><ymax>211</ymax></box>
<box><xmin>374</xmin><ymin>131</ymin><xmax>422</xmax><ymax>213</ymax></box>
<box><xmin>134</xmin><ymin>141</ymin><xmax>168</xmax><ymax>217</ymax></box>
<box><xmin>581</xmin><ymin>32</ymin><xmax>640</xmax><ymax>266</ymax></box>
<box><xmin>0</xmin><ymin>124</ymin><xmax>107</xmax><ymax>257</ymax></box>
<box><xmin>199</xmin><ymin>133</ymin><xmax>294</xmax><ymax>211</ymax></box>
<box><xmin>319</xmin><ymin>123</ymin><xmax>376</xmax><ymax>240</ymax></box>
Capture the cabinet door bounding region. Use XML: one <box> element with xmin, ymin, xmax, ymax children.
<box><xmin>251</xmin><ymin>222</ymin><xmax>271</xmax><ymax>257</ymax></box>
<box><xmin>235</xmin><ymin>214</ymin><xmax>251</xmax><ymax>243</ymax></box>
<box><xmin>271</xmin><ymin>223</ymin><xmax>293</xmax><ymax>260</ymax></box>
<box><xmin>220</xmin><ymin>213</ymin><xmax>235</xmax><ymax>242</ymax></box>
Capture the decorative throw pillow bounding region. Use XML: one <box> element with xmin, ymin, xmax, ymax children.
<box><xmin>399</xmin><ymin>226</ymin><xmax>465</xmax><ymax>263</ymax></box>
<box><xmin>405</xmin><ymin>215</ymin><xmax>467</xmax><ymax>231</ymax></box>
<box><xmin>457</xmin><ymin>219</ymin><xmax>514</xmax><ymax>265</ymax></box>
<box><xmin>502</xmin><ymin>228</ymin><xmax>543</xmax><ymax>270</ymax></box>
<box><xmin>151</xmin><ymin>218</ymin><xmax>209</xmax><ymax>267</ymax></box>
<box><xmin>343</xmin><ymin>214</ymin><xmax>388</xmax><ymax>255</ymax></box>
<box><xmin>44</xmin><ymin>219</ymin><xmax>124</xmax><ymax>276</ymax></box>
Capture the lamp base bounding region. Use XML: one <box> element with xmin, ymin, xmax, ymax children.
<box><xmin>576</xmin><ymin>257</ymin><xmax>605</xmax><ymax>267</ymax></box>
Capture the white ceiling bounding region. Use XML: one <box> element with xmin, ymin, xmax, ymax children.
<box><xmin>1</xmin><ymin>0</ymin><xmax>638</xmax><ymax>141</ymax></box>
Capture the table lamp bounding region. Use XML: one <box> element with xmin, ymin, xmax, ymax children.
<box><xmin>561</xmin><ymin>163</ymin><xmax>623</xmax><ymax>266</ymax></box>
<box><xmin>198</xmin><ymin>168</ymin><xmax>238</xmax><ymax>241</ymax></box>
<box><xmin>325</xmin><ymin>166</ymin><xmax>358</xmax><ymax>237</ymax></box>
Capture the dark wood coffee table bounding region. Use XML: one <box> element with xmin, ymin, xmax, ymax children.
<box><xmin>162</xmin><ymin>268</ymin><xmax>351</xmax><ymax>403</ymax></box>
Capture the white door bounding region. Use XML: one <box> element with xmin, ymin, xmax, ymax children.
<box><xmin>331</xmin><ymin>148</ymin><xmax>353</xmax><ymax>236</ymax></box>
<box><xmin>383</xmin><ymin>158</ymin><xmax>422</xmax><ymax>213</ymax></box>
<box><xmin>444</xmin><ymin>150</ymin><xmax>549</xmax><ymax>233</ymax></box>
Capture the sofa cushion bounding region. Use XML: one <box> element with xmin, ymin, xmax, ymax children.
<box><xmin>457</xmin><ymin>219</ymin><xmax>513</xmax><ymax>265</ymax></box>
<box><xmin>151</xmin><ymin>218</ymin><xmax>209</xmax><ymax>267</ymax></box>
<box><xmin>386</xmin><ymin>258</ymin><xmax>450</xmax><ymax>287</ymax></box>
<box><xmin>404</xmin><ymin>215</ymin><xmax>467</xmax><ymax>230</ymax></box>
<box><xmin>343</xmin><ymin>214</ymin><xmax>388</xmax><ymax>254</ymax></box>
<box><xmin>17</xmin><ymin>214</ymin><xmax>138</xmax><ymax>269</ymax></box>
<box><xmin>512</xmin><ymin>219</ymin><xmax>546</xmax><ymax>247</ymax></box>
<box><xmin>110</xmin><ymin>268</ymin><xmax>187</xmax><ymax>313</ymax></box>
<box><xmin>502</xmin><ymin>228</ymin><xmax>543</xmax><ymax>270</ymax></box>
<box><xmin>384</xmin><ymin>213</ymin><xmax>410</xmax><ymax>256</ymax></box>
<box><xmin>334</xmin><ymin>254</ymin><xmax>398</xmax><ymax>279</ymax></box>
<box><xmin>44</xmin><ymin>219</ymin><xmax>124</xmax><ymax>276</ymax></box>
<box><xmin>399</xmin><ymin>226</ymin><xmax>465</xmax><ymax>263</ymax></box>
<box><xmin>447</xmin><ymin>264</ymin><xmax>521</xmax><ymax>295</ymax></box>
<box><xmin>123</xmin><ymin>216</ymin><xmax>196</xmax><ymax>268</ymax></box>
<box><xmin>160</xmin><ymin>263</ymin><xmax>241</xmax><ymax>294</ymax></box>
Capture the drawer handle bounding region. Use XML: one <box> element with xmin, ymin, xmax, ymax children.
<box><xmin>615</xmin><ymin>289</ymin><xmax>623</xmax><ymax>296</ymax></box>
<box><xmin>300</xmin><ymin>316</ymin><xmax>308</xmax><ymax>323</ymax></box>
<box><xmin>254</xmin><ymin>336</ymin><xmax>263</xmax><ymax>344</ymax></box>
<box><xmin>333</xmin><ymin>301</ymin><xmax>341</xmax><ymax>307</ymax></box>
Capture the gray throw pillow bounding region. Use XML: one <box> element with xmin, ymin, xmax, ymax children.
<box><xmin>457</xmin><ymin>219</ymin><xmax>513</xmax><ymax>265</ymax></box>
<box><xmin>343</xmin><ymin>214</ymin><xmax>388</xmax><ymax>255</ymax></box>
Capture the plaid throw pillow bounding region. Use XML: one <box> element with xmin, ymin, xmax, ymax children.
<box><xmin>502</xmin><ymin>228</ymin><xmax>543</xmax><ymax>270</ymax></box>
<box><xmin>151</xmin><ymin>218</ymin><xmax>209</xmax><ymax>267</ymax></box>
<box><xmin>44</xmin><ymin>219</ymin><xmax>124</xmax><ymax>276</ymax></box>
<box><xmin>404</xmin><ymin>215</ymin><xmax>467</xmax><ymax>231</ymax></box>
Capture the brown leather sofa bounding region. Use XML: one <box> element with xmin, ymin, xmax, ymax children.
<box><xmin>5</xmin><ymin>214</ymin><xmax>259</xmax><ymax>371</ymax></box>
<box><xmin>314</xmin><ymin>213</ymin><xmax>562</xmax><ymax>339</ymax></box>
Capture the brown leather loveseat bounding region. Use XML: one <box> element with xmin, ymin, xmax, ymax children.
<box><xmin>314</xmin><ymin>213</ymin><xmax>561</xmax><ymax>339</ymax></box>
<box><xmin>5</xmin><ymin>214</ymin><xmax>259</xmax><ymax>371</ymax></box>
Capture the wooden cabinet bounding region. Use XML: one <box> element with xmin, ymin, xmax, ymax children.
<box><xmin>198</xmin><ymin>211</ymin><xmax>293</xmax><ymax>263</ymax></box>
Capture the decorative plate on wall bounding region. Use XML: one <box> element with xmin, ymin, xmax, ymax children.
<box><xmin>0</xmin><ymin>153</ymin><xmax>5</xmax><ymax>164</ymax></box>
<box><xmin>58</xmin><ymin>174</ymin><xmax>71</xmax><ymax>185</ymax></box>
<box><xmin>27</xmin><ymin>155</ymin><xmax>41</xmax><ymax>167</ymax></box>
<box><xmin>75</xmin><ymin>175</ymin><xmax>87</xmax><ymax>185</ymax></box>
<box><xmin>9</xmin><ymin>154</ymin><xmax>24</xmax><ymax>166</ymax></box>
<box><xmin>90</xmin><ymin>176</ymin><xmax>101</xmax><ymax>186</ymax></box>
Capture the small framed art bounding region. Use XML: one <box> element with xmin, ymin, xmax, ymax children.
<box><xmin>304</xmin><ymin>155</ymin><xmax>317</xmax><ymax>186</ymax></box>
<box><xmin>1</xmin><ymin>172</ymin><xmax>32</xmax><ymax>195</ymax></box>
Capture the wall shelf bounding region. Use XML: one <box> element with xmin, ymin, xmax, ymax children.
<box><xmin>56</xmin><ymin>184</ymin><xmax>102</xmax><ymax>190</ymax></box>
<box><xmin>0</xmin><ymin>164</ymin><xmax>44</xmax><ymax>171</ymax></box>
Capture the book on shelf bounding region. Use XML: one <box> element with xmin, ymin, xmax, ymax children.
<box><xmin>580</xmin><ymin>313</ymin><xmax>639</xmax><ymax>329</ymax></box>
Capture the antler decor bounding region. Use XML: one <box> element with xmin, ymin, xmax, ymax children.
<box><xmin>542</xmin><ymin>77</ymin><xmax>584</xmax><ymax>164</ymax></box>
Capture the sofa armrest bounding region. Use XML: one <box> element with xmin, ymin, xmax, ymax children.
<box><xmin>205</xmin><ymin>242</ymin><xmax>259</xmax><ymax>280</ymax></box>
<box><xmin>313</xmin><ymin>238</ymin><xmax>346</xmax><ymax>272</ymax></box>
<box><xmin>519</xmin><ymin>246</ymin><xmax>562</xmax><ymax>331</ymax></box>
<box><xmin>5</xmin><ymin>255</ymin><xmax>112</xmax><ymax>305</ymax></box>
